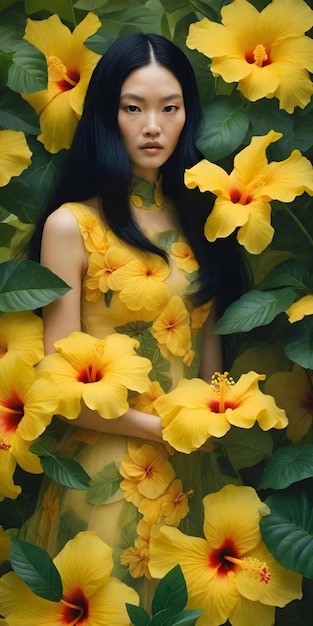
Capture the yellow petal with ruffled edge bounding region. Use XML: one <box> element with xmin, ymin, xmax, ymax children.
<box><xmin>286</xmin><ymin>294</ymin><xmax>313</xmax><ymax>323</ymax></box>
<box><xmin>0</xmin><ymin>311</ymin><xmax>43</xmax><ymax>366</ymax></box>
<box><xmin>0</xmin><ymin>131</ymin><xmax>32</xmax><ymax>187</ymax></box>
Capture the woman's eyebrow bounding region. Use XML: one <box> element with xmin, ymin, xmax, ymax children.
<box><xmin>120</xmin><ymin>93</ymin><xmax>183</xmax><ymax>102</ymax></box>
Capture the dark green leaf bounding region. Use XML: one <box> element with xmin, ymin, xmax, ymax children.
<box><xmin>0</xmin><ymin>260</ymin><xmax>70</xmax><ymax>312</ymax></box>
<box><xmin>260</xmin><ymin>259</ymin><xmax>313</xmax><ymax>292</ymax></box>
<box><xmin>164</xmin><ymin>609</ymin><xmax>203</xmax><ymax>626</ymax></box>
<box><xmin>212</xmin><ymin>288</ymin><xmax>296</xmax><ymax>334</ymax></box>
<box><xmin>86</xmin><ymin>462</ymin><xmax>123</xmax><ymax>504</ymax></box>
<box><xmin>220</xmin><ymin>424</ymin><xmax>273</xmax><ymax>471</ymax></box>
<box><xmin>0</xmin><ymin>89</ymin><xmax>40</xmax><ymax>134</ymax></box>
<box><xmin>0</xmin><ymin>51</ymin><xmax>13</xmax><ymax>87</ymax></box>
<box><xmin>25</xmin><ymin>0</ymin><xmax>76</xmax><ymax>23</ymax></box>
<box><xmin>7</xmin><ymin>41</ymin><xmax>47</xmax><ymax>93</ymax></box>
<box><xmin>152</xmin><ymin>565</ymin><xmax>187</xmax><ymax>617</ymax></box>
<box><xmin>10</xmin><ymin>537</ymin><xmax>62</xmax><ymax>601</ymax></box>
<box><xmin>259</xmin><ymin>445</ymin><xmax>313</xmax><ymax>490</ymax></box>
<box><xmin>126</xmin><ymin>603</ymin><xmax>150</xmax><ymax>626</ymax></box>
<box><xmin>31</xmin><ymin>441</ymin><xmax>91</xmax><ymax>490</ymax></box>
<box><xmin>260</xmin><ymin>489</ymin><xmax>313</xmax><ymax>579</ymax></box>
<box><xmin>196</xmin><ymin>96</ymin><xmax>249</xmax><ymax>160</ymax></box>
<box><xmin>283</xmin><ymin>317</ymin><xmax>313</xmax><ymax>370</ymax></box>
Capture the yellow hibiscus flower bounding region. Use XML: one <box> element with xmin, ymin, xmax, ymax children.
<box><xmin>0</xmin><ymin>356</ymin><xmax>58</xmax><ymax>498</ymax></box>
<box><xmin>0</xmin><ymin>531</ymin><xmax>138</xmax><ymax>625</ymax></box>
<box><xmin>285</xmin><ymin>294</ymin><xmax>313</xmax><ymax>323</ymax></box>
<box><xmin>187</xmin><ymin>0</ymin><xmax>313</xmax><ymax>113</ymax></box>
<box><xmin>160</xmin><ymin>479</ymin><xmax>193</xmax><ymax>527</ymax></box>
<box><xmin>265</xmin><ymin>365</ymin><xmax>313</xmax><ymax>443</ymax></box>
<box><xmin>0</xmin><ymin>130</ymin><xmax>32</xmax><ymax>187</ymax></box>
<box><xmin>155</xmin><ymin>371</ymin><xmax>287</xmax><ymax>453</ymax></box>
<box><xmin>0</xmin><ymin>311</ymin><xmax>43</xmax><ymax>366</ymax></box>
<box><xmin>37</xmin><ymin>331</ymin><xmax>151</xmax><ymax>419</ymax></box>
<box><xmin>151</xmin><ymin>295</ymin><xmax>191</xmax><ymax>357</ymax></box>
<box><xmin>120</xmin><ymin>441</ymin><xmax>175</xmax><ymax>505</ymax></box>
<box><xmin>185</xmin><ymin>130</ymin><xmax>313</xmax><ymax>254</ymax></box>
<box><xmin>22</xmin><ymin>13</ymin><xmax>101</xmax><ymax>153</ymax></box>
<box><xmin>149</xmin><ymin>484</ymin><xmax>302</xmax><ymax>626</ymax></box>
<box><xmin>108</xmin><ymin>251</ymin><xmax>171</xmax><ymax>311</ymax></box>
<box><xmin>171</xmin><ymin>242</ymin><xmax>199</xmax><ymax>273</ymax></box>
<box><xmin>77</xmin><ymin>212</ymin><xmax>107</xmax><ymax>253</ymax></box>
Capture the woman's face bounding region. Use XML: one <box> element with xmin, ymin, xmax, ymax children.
<box><xmin>118</xmin><ymin>63</ymin><xmax>186</xmax><ymax>182</ymax></box>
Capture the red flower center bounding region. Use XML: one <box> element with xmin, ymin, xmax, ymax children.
<box><xmin>77</xmin><ymin>364</ymin><xmax>103</xmax><ymax>383</ymax></box>
<box><xmin>0</xmin><ymin>392</ymin><xmax>24</xmax><ymax>432</ymax></box>
<box><xmin>245</xmin><ymin>44</ymin><xmax>271</xmax><ymax>67</ymax></box>
<box><xmin>61</xmin><ymin>587</ymin><xmax>89</xmax><ymax>625</ymax></box>
<box><xmin>209</xmin><ymin>538</ymin><xmax>239</xmax><ymax>576</ymax></box>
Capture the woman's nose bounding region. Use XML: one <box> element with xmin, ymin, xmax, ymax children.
<box><xmin>143</xmin><ymin>112</ymin><xmax>161</xmax><ymax>136</ymax></box>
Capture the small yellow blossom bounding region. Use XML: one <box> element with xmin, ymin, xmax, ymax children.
<box><xmin>286</xmin><ymin>294</ymin><xmax>313</xmax><ymax>323</ymax></box>
<box><xmin>160</xmin><ymin>479</ymin><xmax>193</xmax><ymax>526</ymax></box>
<box><xmin>120</xmin><ymin>519</ymin><xmax>153</xmax><ymax>579</ymax></box>
<box><xmin>185</xmin><ymin>131</ymin><xmax>313</xmax><ymax>254</ymax></box>
<box><xmin>151</xmin><ymin>295</ymin><xmax>191</xmax><ymax>357</ymax></box>
<box><xmin>85</xmin><ymin>246</ymin><xmax>133</xmax><ymax>302</ymax></box>
<box><xmin>120</xmin><ymin>441</ymin><xmax>175</xmax><ymax>505</ymax></box>
<box><xmin>77</xmin><ymin>212</ymin><xmax>107</xmax><ymax>253</ymax></box>
<box><xmin>187</xmin><ymin>0</ymin><xmax>313</xmax><ymax>113</ymax></box>
<box><xmin>129</xmin><ymin>381</ymin><xmax>165</xmax><ymax>415</ymax></box>
<box><xmin>22</xmin><ymin>13</ymin><xmax>101</xmax><ymax>153</ymax></box>
<box><xmin>155</xmin><ymin>371</ymin><xmax>288</xmax><ymax>453</ymax></box>
<box><xmin>0</xmin><ymin>131</ymin><xmax>32</xmax><ymax>187</ymax></box>
<box><xmin>149</xmin><ymin>485</ymin><xmax>302</xmax><ymax>626</ymax></box>
<box><xmin>171</xmin><ymin>242</ymin><xmax>199</xmax><ymax>273</ymax></box>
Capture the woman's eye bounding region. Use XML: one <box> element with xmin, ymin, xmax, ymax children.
<box><xmin>163</xmin><ymin>104</ymin><xmax>178</xmax><ymax>113</ymax></box>
<box><xmin>126</xmin><ymin>104</ymin><xmax>140</xmax><ymax>113</ymax></box>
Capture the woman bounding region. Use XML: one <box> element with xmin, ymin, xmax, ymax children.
<box><xmin>26</xmin><ymin>32</ymin><xmax>247</xmax><ymax>605</ymax></box>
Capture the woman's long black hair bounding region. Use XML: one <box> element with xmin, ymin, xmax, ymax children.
<box><xmin>29</xmin><ymin>32</ymin><xmax>250</xmax><ymax>314</ymax></box>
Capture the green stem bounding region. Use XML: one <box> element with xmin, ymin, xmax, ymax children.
<box><xmin>281</xmin><ymin>203</ymin><xmax>313</xmax><ymax>247</ymax></box>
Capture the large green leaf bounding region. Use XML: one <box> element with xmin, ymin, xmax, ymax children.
<box><xmin>0</xmin><ymin>89</ymin><xmax>39</xmax><ymax>134</ymax></box>
<box><xmin>86</xmin><ymin>462</ymin><xmax>123</xmax><ymax>504</ymax></box>
<box><xmin>85</xmin><ymin>21</ymin><xmax>121</xmax><ymax>54</ymax></box>
<box><xmin>260</xmin><ymin>259</ymin><xmax>313</xmax><ymax>292</ymax></box>
<box><xmin>219</xmin><ymin>424</ymin><xmax>273</xmax><ymax>472</ymax></box>
<box><xmin>152</xmin><ymin>565</ymin><xmax>187</xmax><ymax>616</ymax></box>
<box><xmin>25</xmin><ymin>0</ymin><xmax>77</xmax><ymax>23</ymax></box>
<box><xmin>7</xmin><ymin>41</ymin><xmax>47</xmax><ymax>94</ymax></box>
<box><xmin>10</xmin><ymin>537</ymin><xmax>62</xmax><ymax>601</ymax></box>
<box><xmin>164</xmin><ymin>610</ymin><xmax>203</xmax><ymax>626</ymax></box>
<box><xmin>31</xmin><ymin>441</ymin><xmax>91</xmax><ymax>490</ymax></box>
<box><xmin>0</xmin><ymin>260</ymin><xmax>70</xmax><ymax>312</ymax></box>
<box><xmin>259</xmin><ymin>445</ymin><xmax>313</xmax><ymax>490</ymax></box>
<box><xmin>196</xmin><ymin>96</ymin><xmax>249</xmax><ymax>160</ymax></box>
<box><xmin>0</xmin><ymin>51</ymin><xmax>12</xmax><ymax>87</ymax></box>
<box><xmin>212</xmin><ymin>288</ymin><xmax>296</xmax><ymax>334</ymax></box>
<box><xmin>283</xmin><ymin>317</ymin><xmax>313</xmax><ymax>370</ymax></box>
<box><xmin>260</xmin><ymin>488</ymin><xmax>313</xmax><ymax>579</ymax></box>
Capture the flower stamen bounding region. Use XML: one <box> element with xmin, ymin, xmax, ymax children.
<box><xmin>61</xmin><ymin>596</ymin><xmax>86</xmax><ymax>625</ymax></box>
<box><xmin>210</xmin><ymin>372</ymin><xmax>235</xmax><ymax>413</ymax></box>
<box><xmin>225</xmin><ymin>554</ymin><xmax>271</xmax><ymax>584</ymax></box>
<box><xmin>47</xmin><ymin>55</ymin><xmax>78</xmax><ymax>87</ymax></box>
<box><xmin>253</xmin><ymin>44</ymin><xmax>269</xmax><ymax>67</ymax></box>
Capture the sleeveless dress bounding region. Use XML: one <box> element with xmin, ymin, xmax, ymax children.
<box><xmin>23</xmin><ymin>177</ymin><xmax>216</xmax><ymax>607</ymax></box>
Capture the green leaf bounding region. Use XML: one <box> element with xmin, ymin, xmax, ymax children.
<box><xmin>86</xmin><ymin>462</ymin><xmax>123</xmax><ymax>505</ymax></box>
<box><xmin>7</xmin><ymin>41</ymin><xmax>47</xmax><ymax>93</ymax></box>
<box><xmin>85</xmin><ymin>21</ymin><xmax>121</xmax><ymax>55</ymax></box>
<box><xmin>126</xmin><ymin>603</ymin><xmax>150</xmax><ymax>626</ymax></box>
<box><xmin>212</xmin><ymin>288</ymin><xmax>296</xmax><ymax>334</ymax></box>
<box><xmin>31</xmin><ymin>441</ymin><xmax>91</xmax><ymax>490</ymax></box>
<box><xmin>259</xmin><ymin>445</ymin><xmax>313</xmax><ymax>490</ymax></box>
<box><xmin>219</xmin><ymin>424</ymin><xmax>273</xmax><ymax>472</ymax></box>
<box><xmin>196</xmin><ymin>96</ymin><xmax>249</xmax><ymax>160</ymax></box>
<box><xmin>260</xmin><ymin>259</ymin><xmax>313</xmax><ymax>292</ymax></box>
<box><xmin>25</xmin><ymin>0</ymin><xmax>76</xmax><ymax>23</ymax></box>
<box><xmin>10</xmin><ymin>537</ymin><xmax>62</xmax><ymax>601</ymax></box>
<box><xmin>0</xmin><ymin>89</ymin><xmax>40</xmax><ymax>134</ymax></box>
<box><xmin>152</xmin><ymin>565</ymin><xmax>187</xmax><ymax>617</ymax></box>
<box><xmin>283</xmin><ymin>318</ymin><xmax>313</xmax><ymax>370</ymax></box>
<box><xmin>0</xmin><ymin>51</ymin><xmax>13</xmax><ymax>87</ymax></box>
<box><xmin>260</xmin><ymin>488</ymin><xmax>313</xmax><ymax>579</ymax></box>
<box><xmin>164</xmin><ymin>609</ymin><xmax>203</xmax><ymax>626</ymax></box>
<box><xmin>0</xmin><ymin>260</ymin><xmax>70</xmax><ymax>312</ymax></box>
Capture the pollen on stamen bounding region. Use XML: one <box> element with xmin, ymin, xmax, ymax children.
<box><xmin>242</xmin><ymin>556</ymin><xmax>271</xmax><ymax>584</ymax></box>
<box><xmin>210</xmin><ymin>371</ymin><xmax>235</xmax><ymax>391</ymax></box>
<box><xmin>47</xmin><ymin>55</ymin><xmax>78</xmax><ymax>88</ymax></box>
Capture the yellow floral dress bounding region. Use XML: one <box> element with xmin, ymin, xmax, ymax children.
<box><xmin>23</xmin><ymin>176</ymin><xmax>214</xmax><ymax>606</ymax></box>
